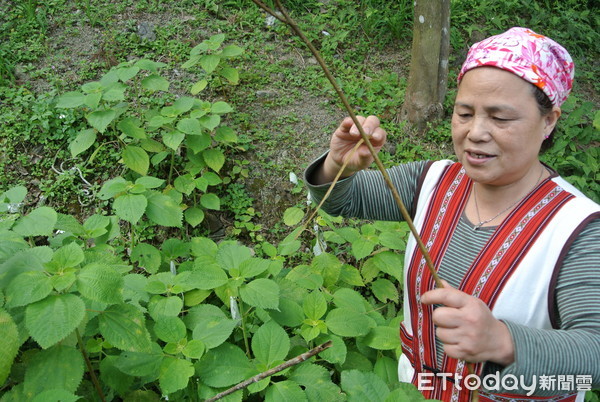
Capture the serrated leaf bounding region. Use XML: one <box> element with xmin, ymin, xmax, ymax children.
<box><xmin>114</xmin><ymin>347</ymin><xmax>163</xmax><ymax>377</ymax></box>
<box><xmin>303</xmin><ymin>291</ymin><xmax>327</xmax><ymax>321</ymax></box>
<box><xmin>145</xmin><ymin>192</ymin><xmax>183</xmax><ymax>227</ymax></box>
<box><xmin>211</xmin><ymin>101</ymin><xmax>233</xmax><ymax>115</ymax></box>
<box><xmin>192</xmin><ymin>315</ymin><xmax>236</xmax><ymax>349</ymax></box>
<box><xmin>200</xmin><ymin>55</ymin><xmax>221</xmax><ymax>74</ymax></box>
<box><xmin>113</xmin><ymin>194</ymin><xmax>147</xmax><ymax>224</ymax></box>
<box><xmin>0</xmin><ymin>309</ymin><xmax>19</xmax><ymax>385</ymax></box>
<box><xmin>351</xmin><ymin>238</ymin><xmax>376</xmax><ymax>260</ymax></box>
<box><xmin>23</xmin><ymin>345</ymin><xmax>84</xmax><ymax>396</ymax></box>
<box><xmin>174</xmin><ymin>174</ymin><xmax>196</xmax><ymax>195</ymax></box>
<box><xmin>200</xmin><ymin>193</ymin><xmax>220</xmax><ymax>210</ymax></box>
<box><xmin>99</xmin><ymin>303</ymin><xmax>152</xmax><ymax>352</ymax></box>
<box><xmin>117</xmin><ymin>66</ymin><xmax>140</xmax><ymax>82</ymax></box>
<box><xmin>312</xmin><ymin>252</ymin><xmax>342</xmax><ymax>287</ymax></box>
<box><xmin>325</xmin><ymin>308</ymin><xmax>375</xmax><ymax>337</ymax></box>
<box><xmin>191</xmin><ymin>79</ymin><xmax>208</xmax><ymax>94</ymax></box>
<box><xmin>117</xmin><ymin>117</ymin><xmax>146</xmax><ymax>139</ymax></box>
<box><xmin>13</xmin><ymin>206</ymin><xmax>57</xmax><ymax>236</ymax></box>
<box><xmin>371</xmin><ymin>278</ymin><xmax>399</xmax><ymax>303</ymax></box>
<box><xmin>252</xmin><ymin>321</ymin><xmax>289</xmax><ymax>367</ymax></box>
<box><xmin>141</xmin><ymin>74</ymin><xmax>170</xmax><ymax>92</ymax></box>
<box><xmin>100</xmin><ymin>355</ymin><xmax>135</xmax><ymax>396</ymax></box>
<box><xmin>122</xmin><ymin>145</ymin><xmax>149</xmax><ymax>176</ymax></box>
<box><xmin>31</xmin><ymin>389</ymin><xmax>80</xmax><ymax>402</ymax></box>
<box><xmin>364</xmin><ymin>251</ymin><xmax>404</xmax><ymax>283</ymax></box>
<box><xmin>270</xmin><ymin>298</ymin><xmax>304</xmax><ymax>327</ymax></box>
<box><xmin>102</xmin><ymin>82</ymin><xmax>127</xmax><ymax>102</ymax></box>
<box><xmin>84</xmin><ymin>92</ymin><xmax>102</xmax><ymax>109</ymax></box>
<box><xmin>221</xmin><ymin>45</ymin><xmax>243</xmax><ymax>58</ymax></box>
<box><xmin>135</xmin><ymin>59</ymin><xmax>166</xmax><ymax>71</ymax></box>
<box><xmin>199</xmin><ymin>114</ymin><xmax>221</xmax><ymax>131</ymax></box>
<box><xmin>184</xmin><ymin>207</ymin><xmax>205</xmax><ymax>227</ymax></box>
<box><xmin>182</xmin><ymin>339</ymin><xmax>205</xmax><ymax>359</ymax></box>
<box><xmin>77</xmin><ymin>263</ymin><xmax>124</xmax><ymax>304</ymax></box>
<box><xmin>154</xmin><ymin>316</ymin><xmax>186</xmax><ymax>343</ymax></box>
<box><xmin>283</xmin><ymin>207</ymin><xmax>304</xmax><ymax>226</ymax></box>
<box><xmin>285</xmin><ymin>265</ymin><xmax>323</xmax><ymax>290</ymax></box>
<box><xmin>87</xmin><ymin>109</ymin><xmax>116</xmax><ymax>133</ymax></box>
<box><xmin>51</xmin><ymin>242</ymin><xmax>84</xmax><ymax>269</ymax></box>
<box><xmin>98</xmin><ymin>177</ymin><xmax>129</xmax><ymax>200</ymax></box>
<box><xmin>70</xmin><ymin>128</ymin><xmax>96</xmax><ymax>157</ymax></box>
<box><xmin>196</xmin><ymin>343</ymin><xmax>253</xmax><ymax>388</ymax></box>
<box><xmin>186</xmin><ymin>133</ymin><xmax>211</xmax><ymax>154</ymax></box>
<box><xmin>202</xmin><ymin>149</ymin><xmax>225</xmax><ymax>172</ymax></box>
<box><xmin>56</xmin><ymin>91</ymin><xmax>85</xmax><ymax>108</ymax></box>
<box><xmin>215</xmin><ymin>126</ymin><xmax>238</xmax><ymax>143</ymax></box>
<box><xmin>159</xmin><ymin>358</ymin><xmax>195</xmax><ymax>395</ymax></box>
<box><xmin>340</xmin><ymin>264</ymin><xmax>364</xmax><ymax>286</ymax></box>
<box><xmin>239</xmin><ymin>278</ymin><xmax>279</xmax><ymax>310</ymax></box>
<box><xmin>26</xmin><ymin>294</ymin><xmax>85</xmax><ymax>349</ymax></box>
<box><xmin>177</xmin><ymin>118</ymin><xmax>202</xmax><ymax>135</ymax></box>
<box><xmin>148</xmin><ymin>296</ymin><xmax>183</xmax><ymax>320</ymax></box>
<box><xmin>6</xmin><ymin>271</ymin><xmax>53</xmax><ymax>308</ymax></box>
<box><xmin>238</xmin><ymin>258</ymin><xmax>270</xmax><ymax>278</ymax></box>
<box><xmin>135</xmin><ymin>176</ymin><xmax>165</xmax><ymax>189</ymax></box>
<box><xmin>363</xmin><ymin>326</ymin><xmax>401</xmax><ymax>350</ymax></box>
<box><xmin>341</xmin><ymin>370</ymin><xmax>390</xmax><ymax>402</ymax></box>
<box><xmin>374</xmin><ymin>356</ymin><xmax>401</xmax><ymax>390</ymax></box>
<box><xmin>163</xmin><ymin>130</ymin><xmax>186</xmax><ymax>150</ymax></box>
<box><xmin>265</xmin><ymin>381</ymin><xmax>307</xmax><ymax>402</ymax></box>
<box><xmin>131</xmin><ymin>243</ymin><xmax>162</xmax><ymax>274</ymax></box>
<box><xmin>219</xmin><ymin>67</ymin><xmax>239</xmax><ymax>84</ymax></box>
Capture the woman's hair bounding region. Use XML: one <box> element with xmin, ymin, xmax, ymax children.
<box><xmin>532</xmin><ymin>85</ymin><xmax>556</xmax><ymax>151</ymax></box>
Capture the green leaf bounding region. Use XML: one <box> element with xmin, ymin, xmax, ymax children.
<box><xmin>184</xmin><ymin>207</ymin><xmax>205</xmax><ymax>227</ymax></box>
<box><xmin>312</xmin><ymin>253</ymin><xmax>342</xmax><ymax>287</ymax></box>
<box><xmin>0</xmin><ymin>309</ymin><xmax>19</xmax><ymax>385</ymax></box>
<box><xmin>56</xmin><ymin>91</ymin><xmax>85</xmax><ymax>108</ymax></box>
<box><xmin>113</xmin><ymin>194</ymin><xmax>147</xmax><ymax>224</ymax></box>
<box><xmin>162</xmin><ymin>130</ymin><xmax>185</xmax><ymax>150</ymax></box>
<box><xmin>211</xmin><ymin>101</ymin><xmax>233</xmax><ymax>114</ymax></box>
<box><xmin>100</xmin><ymin>355</ymin><xmax>135</xmax><ymax>396</ymax></box>
<box><xmin>117</xmin><ymin>117</ymin><xmax>146</xmax><ymax>139</ymax></box>
<box><xmin>364</xmin><ymin>251</ymin><xmax>404</xmax><ymax>283</ymax></box>
<box><xmin>117</xmin><ymin>66</ymin><xmax>140</xmax><ymax>82</ymax></box>
<box><xmin>239</xmin><ymin>278</ymin><xmax>279</xmax><ymax>310</ymax></box>
<box><xmin>177</xmin><ymin>118</ymin><xmax>202</xmax><ymax>135</ymax></box>
<box><xmin>252</xmin><ymin>321</ymin><xmax>290</xmax><ymax>367</ymax></box>
<box><xmin>26</xmin><ymin>294</ymin><xmax>85</xmax><ymax>349</ymax></box>
<box><xmin>135</xmin><ymin>176</ymin><xmax>165</xmax><ymax>189</ymax></box>
<box><xmin>192</xmin><ymin>315</ymin><xmax>236</xmax><ymax>349</ymax></box>
<box><xmin>31</xmin><ymin>389</ymin><xmax>80</xmax><ymax>402</ymax></box>
<box><xmin>270</xmin><ymin>298</ymin><xmax>304</xmax><ymax>327</ymax></box>
<box><xmin>83</xmin><ymin>214</ymin><xmax>109</xmax><ymax>237</ymax></box>
<box><xmin>131</xmin><ymin>243</ymin><xmax>162</xmax><ymax>274</ymax></box>
<box><xmin>77</xmin><ymin>263</ymin><xmax>124</xmax><ymax>304</ymax></box>
<box><xmin>190</xmin><ymin>79</ymin><xmax>208</xmax><ymax>94</ymax></box>
<box><xmin>159</xmin><ymin>358</ymin><xmax>195</xmax><ymax>395</ymax></box>
<box><xmin>374</xmin><ymin>356</ymin><xmax>401</xmax><ymax>390</ymax></box>
<box><xmin>351</xmin><ymin>238</ymin><xmax>376</xmax><ymax>260</ymax></box>
<box><xmin>196</xmin><ymin>343</ymin><xmax>253</xmax><ymax>388</ymax></box>
<box><xmin>145</xmin><ymin>191</ymin><xmax>183</xmax><ymax>227</ymax></box>
<box><xmin>333</xmin><ymin>288</ymin><xmax>368</xmax><ymax>312</ymax></box>
<box><xmin>154</xmin><ymin>316</ymin><xmax>186</xmax><ymax>343</ymax></box>
<box><xmin>51</xmin><ymin>242</ymin><xmax>84</xmax><ymax>270</ymax></box>
<box><xmin>13</xmin><ymin>206</ymin><xmax>57</xmax><ymax>236</ymax></box>
<box><xmin>317</xmin><ymin>334</ymin><xmax>347</xmax><ymax>364</ymax></box>
<box><xmin>238</xmin><ymin>258</ymin><xmax>270</xmax><ymax>278</ymax></box>
<box><xmin>190</xmin><ymin>263</ymin><xmax>228</xmax><ymax>289</ymax></box>
<box><xmin>99</xmin><ymin>303</ymin><xmax>152</xmax><ymax>352</ymax></box>
<box><xmin>98</xmin><ymin>177</ymin><xmax>129</xmax><ymax>200</ymax></box>
<box><xmin>340</xmin><ymin>264</ymin><xmax>364</xmax><ymax>286</ymax></box>
<box><xmin>182</xmin><ymin>339</ymin><xmax>205</xmax><ymax>359</ymax></box>
<box><xmin>221</xmin><ymin>45</ymin><xmax>244</xmax><ymax>58</ymax></box>
<box><xmin>199</xmin><ymin>114</ymin><xmax>221</xmax><ymax>131</ymax></box>
<box><xmin>141</xmin><ymin>74</ymin><xmax>170</xmax><ymax>92</ymax></box>
<box><xmin>200</xmin><ymin>55</ymin><xmax>221</xmax><ymax>74</ymax></box>
<box><xmin>122</xmin><ymin>145</ymin><xmax>149</xmax><ymax>176</ymax></box>
<box><xmin>325</xmin><ymin>308</ymin><xmax>375</xmax><ymax>337</ymax></box>
<box><xmin>265</xmin><ymin>381</ymin><xmax>307</xmax><ymax>402</ymax></box>
<box><xmin>6</xmin><ymin>271</ymin><xmax>53</xmax><ymax>308</ymax></box>
<box><xmin>203</xmin><ymin>149</ymin><xmax>225</xmax><ymax>172</ymax></box>
<box><xmin>174</xmin><ymin>174</ymin><xmax>196</xmax><ymax>195</ymax></box>
<box><xmin>84</xmin><ymin>92</ymin><xmax>102</xmax><ymax>109</ymax></box>
<box><xmin>200</xmin><ymin>193</ymin><xmax>220</xmax><ymax>210</ymax></box>
<box><xmin>70</xmin><ymin>128</ymin><xmax>96</xmax><ymax>157</ymax></box>
<box><xmin>186</xmin><ymin>133</ymin><xmax>211</xmax><ymax>154</ymax></box>
<box><xmin>135</xmin><ymin>59</ymin><xmax>166</xmax><ymax>72</ymax></box>
<box><xmin>148</xmin><ymin>296</ymin><xmax>183</xmax><ymax>320</ymax></box>
<box><xmin>363</xmin><ymin>326</ymin><xmax>401</xmax><ymax>350</ymax></box>
<box><xmin>303</xmin><ymin>291</ymin><xmax>327</xmax><ymax>320</ymax></box>
<box><xmin>23</xmin><ymin>345</ymin><xmax>84</xmax><ymax>396</ymax></box>
<box><xmin>219</xmin><ymin>67</ymin><xmax>239</xmax><ymax>84</ymax></box>
<box><xmin>87</xmin><ymin>109</ymin><xmax>116</xmax><ymax>133</ymax></box>
<box><xmin>341</xmin><ymin>370</ymin><xmax>390</xmax><ymax>402</ymax></box>
<box><xmin>102</xmin><ymin>82</ymin><xmax>127</xmax><ymax>102</ymax></box>
<box><xmin>283</xmin><ymin>207</ymin><xmax>304</xmax><ymax>226</ymax></box>
<box><xmin>214</xmin><ymin>126</ymin><xmax>238</xmax><ymax>143</ymax></box>
<box><xmin>371</xmin><ymin>278</ymin><xmax>399</xmax><ymax>303</ymax></box>
<box><xmin>114</xmin><ymin>346</ymin><xmax>163</xmax><ymax>377</ymax></box>
<box><xmin>286</xmin><ymin>265</ymin><xmax>323</xmax><ymax>290</ymax></box>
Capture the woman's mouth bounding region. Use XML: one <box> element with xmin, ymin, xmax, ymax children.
<box><xmin>466</xmin><ymin>151</ymin><xmax>495</xmax><ymax>164</ymax></box>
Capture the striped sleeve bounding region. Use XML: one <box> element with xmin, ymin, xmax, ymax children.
<box><xmin>304</xmin><ymin>152</ymin><xmax>430</xmax><ymax>221</ymax></box>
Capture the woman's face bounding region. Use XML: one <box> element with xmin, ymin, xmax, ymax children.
<box><xmin>452</xmin><ymin>67</ymin><xmax>559</xmax><ymax>187</ymax></box>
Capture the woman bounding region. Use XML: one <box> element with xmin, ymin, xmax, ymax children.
<box><xmin>305</xmin><ymin>27</ymin><xmax>600</xmax><ymax>401</ymax></box>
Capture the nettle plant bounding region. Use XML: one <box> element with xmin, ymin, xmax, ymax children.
<box><xmin>55</xmin><ymin>33</ymin><xmax>242</xmax><ymax>231</ymax></box>
<box><xmin>0</xmin><ymin>179</ymin><xmax>430</xmax><ymax>400</ymax></box>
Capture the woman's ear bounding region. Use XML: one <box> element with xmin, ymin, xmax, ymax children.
<box><xmin>544</xmin><ymin>106</ymin><xmax>562</xmax><ymax>135</ymax></box>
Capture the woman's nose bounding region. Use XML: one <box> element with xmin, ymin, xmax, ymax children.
<box><xmin>467</xmin><ymin>116</ymin><xmax>492</xmax><ymax>142</ymax></box>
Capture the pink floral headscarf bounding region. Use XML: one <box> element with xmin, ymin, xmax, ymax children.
<box><xmin>458</xmin><ymin>27</ymin><xmax>574</xmax><ymax>107</ymax></box>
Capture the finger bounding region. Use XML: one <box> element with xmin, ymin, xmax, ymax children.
<box><xmin>421</xmin><ymin>286</ymin><xmax>470</xmax><ymax>309</ymax></box>
<box><xmin>349</xmin><ymin>116</ymin><xmax>367</xmax><ymax>136</ymax></box>
<box><xmin>431</xmin><ymin>306</ymin><xmax>463</xmax><ymax>328</ymax></box>
<box><xmin>361</xmin><ymin>115</ymin><xmax>381</xmax><ymax>136</ymax></box>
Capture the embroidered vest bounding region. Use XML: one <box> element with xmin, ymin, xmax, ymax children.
<box><xmin>398</xmin><ymin>161</ymin><xmax>599</xmax><ymax>402</ymax></box>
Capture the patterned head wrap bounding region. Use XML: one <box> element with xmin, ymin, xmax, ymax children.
<box><xmin>458</xmin><ymin>27</ymin><xmax>574</xmax><ymax>107</ymax></box>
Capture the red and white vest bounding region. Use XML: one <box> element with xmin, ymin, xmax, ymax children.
<box><xmin>398</xmin><ymin>160</ymin><xmax>600</xmax><ymax>402</ymax></box>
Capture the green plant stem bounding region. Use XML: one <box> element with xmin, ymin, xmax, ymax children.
<box><xmin>238</xmin><ymin>299</ymin><xmax>251</xmax><ymax>358</ymax></box>
<box><xmin>168</xmin><ymin>150</ymin><xmax>175</xmax><ymax>185</ymax></box>
<box><xmin>75</xmin><ymin>329</ymin><xmax>106</xmax><ymax>402</ymax></box>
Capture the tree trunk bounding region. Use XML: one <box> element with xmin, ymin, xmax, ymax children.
<box><xmin>399</xmin><ymin>0</ymin><xmax>450</xmax><ymax>131</ymax></box>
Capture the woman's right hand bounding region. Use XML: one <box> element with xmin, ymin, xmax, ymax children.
<box><xmin>316</xmin><ymin>115</ymin><xmax>387</xmax><ymax>183</ymax></box>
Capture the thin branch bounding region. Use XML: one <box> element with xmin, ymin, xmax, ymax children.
<box><xmin>76</xmin><ymin>329</ymin><xmax>106</xmax><ymax>402</ymax></box>
<box><xmin>206</xmin><ymin>341</ymin><xmax>332</xmax><ymax>401</ymax></box>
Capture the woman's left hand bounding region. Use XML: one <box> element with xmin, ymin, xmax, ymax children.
<box><xmin>421</xmin><ymin>281</ymin><xmax>515</xmax><ymax>366</ymax></box>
